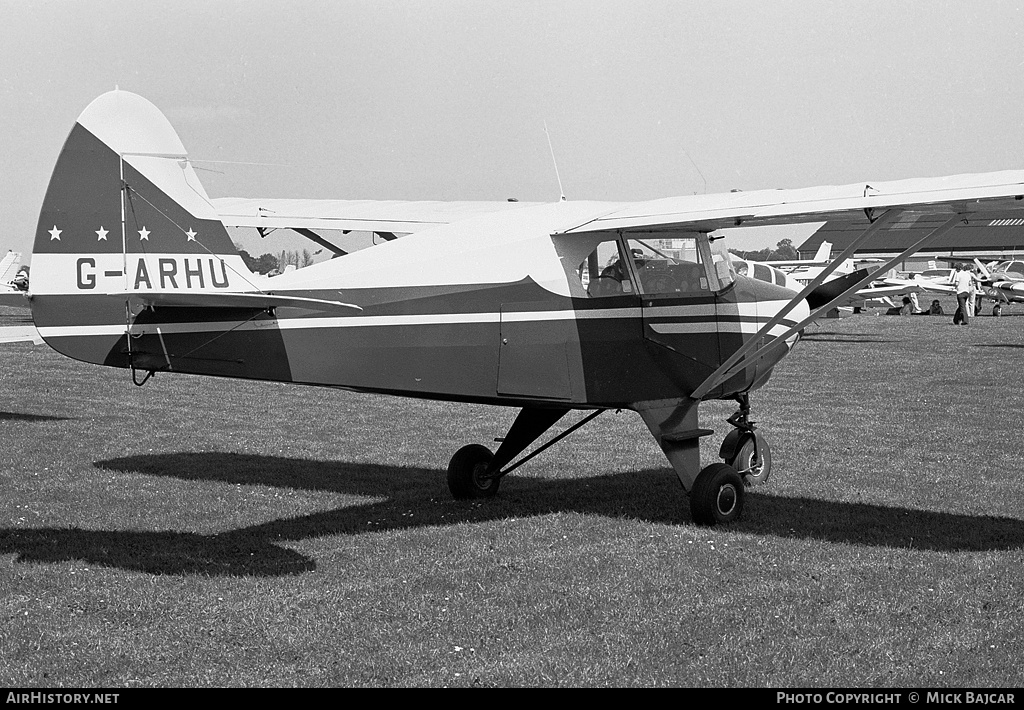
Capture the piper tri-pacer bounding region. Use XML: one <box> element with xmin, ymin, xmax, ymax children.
<box><xmin>29</xmin><ymin>91</ymin><xmax>1024</xmax><ymax>525</ymax></box>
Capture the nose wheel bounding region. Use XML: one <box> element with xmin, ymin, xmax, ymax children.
<box><xmin>727</xmin><ymin>433</ymin><xmax>772</xmax><ymax>485</ymax></box>
<box><xmin>720</xmin><ymin>393</ymin><xmax>772</xmax><ymax>486</ymax></box>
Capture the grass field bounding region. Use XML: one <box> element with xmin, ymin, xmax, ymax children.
<box><xmin>1</xmin><ymin>299</ymin><xmax>1022</xmax><ymax>687</ymax></box>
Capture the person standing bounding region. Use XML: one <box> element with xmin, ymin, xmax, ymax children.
<box><xmin>972</xmin><ymin>268</ymin><xmax>985</xmax><ymax>317</ymax></box>
<box><xmin>953</xmin><ymin>264</ymin><xmax>978</xmax><ymax>325</ymax></box>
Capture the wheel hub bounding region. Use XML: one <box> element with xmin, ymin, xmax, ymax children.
<box><xmin>471</xmin><ymin>461</ymin><xmax>493</xmax><ymax>489</ymax></box>
<box><xmin>717</xmin><ymin>484</ymin><xmax>738</xmax><ymax>515</ymax></box>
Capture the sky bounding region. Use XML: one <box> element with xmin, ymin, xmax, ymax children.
<box><xmin>3</xmin><ymin>0</ymin><xmax>1024</xmax><ymax>262</ymax></box>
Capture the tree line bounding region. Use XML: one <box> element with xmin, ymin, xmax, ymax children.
<box><xmin>729</xmin><ymin>238</ymin><xmax>800</xmax><ymax>262</ymax></box>
<box><xmin>234</xmin><ymin>244</ymin><xmax>319</xmax><ymax>275</ymax></box>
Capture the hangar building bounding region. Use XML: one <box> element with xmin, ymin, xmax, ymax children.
<box><xmin>797</xmin><ymin>212</ymin><xmax>1024</xmax><ymax>272</ymax></box>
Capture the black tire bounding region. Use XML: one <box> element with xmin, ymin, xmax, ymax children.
<box><xmin>727</xmin><ymin>434</ymin><xmax>772</xmax><ymax>486</ymax></box>
<box><xmin>690</xmin><ymin>463</ymin><xmax>745</xmax><ymax>526</ymax></box>
<box><xmin>447</xmin><ymin>444</ymin><xmax>499</xmax><ymax>499</ymax></box>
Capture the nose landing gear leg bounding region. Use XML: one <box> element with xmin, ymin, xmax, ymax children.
<box><xmin>719</xmin><ymin>393</ymin><xmax>772</xmax><ymax>486</ymax></box>
<box><xmin>637</xmin><ymin>399</ymin><xmax>745</xmax><ymax>526</ymax></box>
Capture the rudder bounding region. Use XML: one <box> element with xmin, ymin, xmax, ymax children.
<box><xmin>31</xmin><ymin>91</ymin><xmax>255</xmax><ymax>367</ymax></box>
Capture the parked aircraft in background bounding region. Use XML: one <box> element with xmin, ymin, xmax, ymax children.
<box><xmin>889</xmin><ymin>256</ymin><xmax>1024</xmax><ymax>313</ymax></box>
<box><xmin>0</xmin><ymin>251</ymin><xmax>29</xmax><ymax>307</ymax></box>
<box><xmin>976</xmin><ymin>260</ymin><xmax>1024</xmax><ymax>307</ymax></box>
<box><xmin>731</xmin><ymin>242</ymin><xmax>919</xmax><ymax>312</ymax></box>
<box><xmin>0</xmin><ymin>251</ymin><xmax>21</xmax><ymax>284</ymax></box>
<box><xmin>0</xmin><ymin>251</ymin><xmax>41</xmax><ymax>343</ymax></box>
<box><xmin>27</xmin><ymin>90</ymin><xmax>1024</xmax><ymax>525</ymax></box>
<box><xmin>759</xmin><ymin>241</ymin><xmax>834</xmax><ymax>272</ymax></box>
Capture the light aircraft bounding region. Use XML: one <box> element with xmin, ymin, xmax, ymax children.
<box><xmin>0</xmin><ymin>251</ymin><xmax>29</xmax><ymax>307</ymax></box>
<box><xmin>891</xmin><ymin>256</ymin><xmax>1024</xmax><ymax>314</ymax></box>
<box><xmin>944</xmin><ymin>257</ymin><xmax>1024</xmax><ymax>310</ymax></box>
<box><xmin>730</xmin><ymin>241</ymin><xmax>919</xmax><ymax>312</ymax></box>
<box><xmin>28</xmin><ymin>90</ymin><xmax>1024</xmax><ymax>525</ymax></box>
<box><xmin>0</xmin><ymin>250</ymin><xmax>41</xmax><ymax>344</ymax></box>
<box><xmin>0</xmin><ymin>251</ymin><xmax>23</xmax><ymax>284</ymax></box>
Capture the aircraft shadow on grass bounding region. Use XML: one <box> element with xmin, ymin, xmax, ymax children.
<box><xmin>0</xmin><ymin>411</ymin><xmax>71</xmax><ymax>422</ymax></box>
<box><xmin>0</xmin><ymin>451</ymin><xmax>1020</xmax><ymax>577</ymax></box>
<box><xmin>799</xmin><ymin>332</ymin><xmax>898</xmax><ymax>344</ymax></box>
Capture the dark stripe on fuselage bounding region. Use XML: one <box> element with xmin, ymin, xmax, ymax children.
<box><xmin>36</xmin><ymin>276</ymin><xmax>801</xmax><ymax>409</ymax></box>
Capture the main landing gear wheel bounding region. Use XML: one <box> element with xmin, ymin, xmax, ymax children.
<box><xmin>690</xmin><ymin>463</ymin><xmax>745</xmax><ymax>526</ymax></box>
<box><xmin>447</xmin><ymin>444</ymin><xmax>500</xmax><ymax>499</ymax></box>
<box><xmin>727</xmin><ymin>435</ymin><xmax>772</xmax><ymax>486</ymax></box>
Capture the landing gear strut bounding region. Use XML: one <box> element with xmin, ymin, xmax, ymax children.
<box><xmin>637</xmin><ymin>399</ymin><xmax>746</xmax><ymax>526</ymax></box>
<box><xmin>719</xmin><ymin>393</ymin><xmax>772</xmax><ymax>486</ymax></box>
<box><xmin>446</xmin><ymin>407</ymin><xmax>604</xmax><ymax>500</ymax></box>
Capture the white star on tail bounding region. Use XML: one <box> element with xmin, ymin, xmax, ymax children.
<box><xmin>139</xmin><ymin>227</ymin><xmax>150</xmax><ymax>241</ymax></box>
<box><xmin>49</xmin><ymin>226</ymin><xmax>61</xmax><ymax>241</ymax></box>
<box><xmin>186</xmin><ymin>229</ymin><xmax>197</xmax><ymax>242</ymax></box>
<box><xmin>96</xmin><ymin>227</ymin><xmax>108</xmax><ymax>241</ymax></box>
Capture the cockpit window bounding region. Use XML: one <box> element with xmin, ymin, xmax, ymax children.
<box><xmin>622</xmin><ymin>232</ymin><xmax>726</xmax><ymax>295</ymax></box>
<box><xmin>752</xmin><ymin>263</ymin><xmax>772</xmax><ymax>283</ymax></box>
<box><xmin>574</xmin><ymin>237</ymin><xmax>636</xmax><ymax>297</ymax></box>
<box><xmin>557</xmin><ymin>231</ymin><xmax>730</xmax><ymax>298</ymax></box>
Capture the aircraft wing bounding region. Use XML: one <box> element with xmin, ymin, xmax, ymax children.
<box><xmin>988</xmin><ymin>280</ymin><xmax>1024</xmax><ymax>296</ymax></box>
<box><xmin>937</xmin><ymin>255</ymin><xmax>995</xmax><ymax>266</ymax></box>
<box><xmin>557</xmin><ymin>171</ymin><xmax>1024</xmax><ymax>235</ymax></box>
<box><xmin>214</xmin><ymin>198</ymin><xmax>544</xmax><ymax>234</ymax></box>
<box><xmin>881</xmin><ymin>277</ymin><xmax>955</xmax><ymax>295</ymax></box>
<box><xmin>854</xmin><ymin>282</ymin><xmax>923</xmax><ymax>302</ymax></box>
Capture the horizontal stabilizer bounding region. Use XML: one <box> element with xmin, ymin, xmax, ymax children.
<box><xmin>108</xmin><ymin>290</ymin><xmax>362</xmax><ymax>313</ymax></box>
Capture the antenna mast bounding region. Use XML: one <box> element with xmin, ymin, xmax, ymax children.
<box><xmin>543</xmin><ymin>121</ymin><xmax>567</xmax><ymax>202</ymax></box>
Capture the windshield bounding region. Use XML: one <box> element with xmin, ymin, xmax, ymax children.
<box><xmin>622</xmin><ymin>231</ymin><xmax>732</xmax><ymax>295</ymax></box>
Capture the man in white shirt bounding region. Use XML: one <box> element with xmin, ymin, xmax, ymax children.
<box><xmin>953</xmin><ymin>264</ymin><xmax>979</xmax><ymax>325</ymax></box>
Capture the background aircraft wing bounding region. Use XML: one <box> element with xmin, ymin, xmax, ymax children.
<box><xmin>854</xmin><ymin>281</ymin><xmax>923</xmax><ymax>301</ymax></box>
<box><xmin>214</xmin><ymin>198</ymin><xmax>544</xmax><ymax>235</ymax></box>
<box><xmin>879</xmin><ymin>277</ymin><xmax>955</xmax><ymax>295</ymax></box>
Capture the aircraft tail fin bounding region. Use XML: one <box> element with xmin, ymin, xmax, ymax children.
<box><xmin>813</xmin><ymin>241</ymin><xmax>832</xmax><ymax>262</ymax></box>
<box><xmin>0</xmin><ymin>251</ymin><xmax>21</xmax><ymax>285</ymax></box>
<box><xmin>31</xmin><ymin>90</ymin><xmax>256</xmax><ymax>366</ymax></box>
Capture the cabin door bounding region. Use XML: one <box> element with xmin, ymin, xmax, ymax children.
<box><xmin>626</xmin><ymin>234</ymin><xmax>725</xmax><ymax>389</ymax></box>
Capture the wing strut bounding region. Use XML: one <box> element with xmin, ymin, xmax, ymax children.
<box><xmin>690</xmin><ymin>211</ymin><xmax>965</xmax><ymax>400</ymax></box>
<box><xmin>690</xmin><ymin>208</ymin><xmax>901</xmax><ymax>399</ymax></box>
<box><xmin>292</xmin><ymin>228</ymin><xmax>348</xmax><ymax>257</ymax></box>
